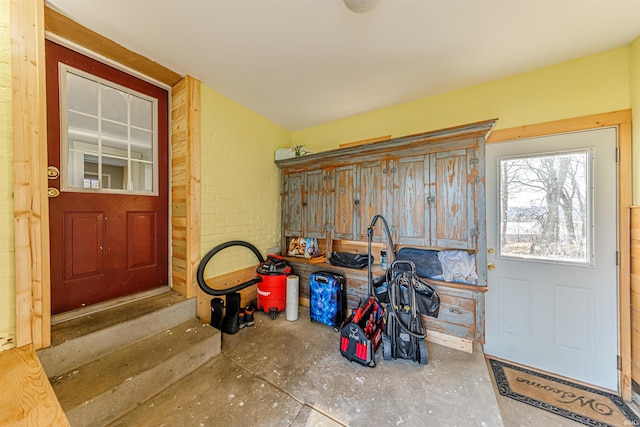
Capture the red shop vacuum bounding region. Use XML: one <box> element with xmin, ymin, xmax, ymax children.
<box><xmin>256</xmin><ymin>255</ymin><xmax>291</xmax><ymax>319</ymax></box>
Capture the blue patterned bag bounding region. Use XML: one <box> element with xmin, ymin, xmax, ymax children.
<box><xmin>309</xmin><ymin>271</ymin><xmax>346</xmax><ymax>330</ymax></box>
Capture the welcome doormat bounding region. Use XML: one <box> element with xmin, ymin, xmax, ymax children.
<box><xmin>488</xmin><ymin>358</ymin><xmax>640</xmax><ymax>427</ymax></box>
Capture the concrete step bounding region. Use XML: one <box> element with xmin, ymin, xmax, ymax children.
<box><xmin>50</xmin><ymin>318</ymin><xmax>221</xmax><ymax>427</ymax></box>
<box><xmin>38</xmin><ymin>291</ymin><xmax>196</xmax><ymax>378</ymax></box>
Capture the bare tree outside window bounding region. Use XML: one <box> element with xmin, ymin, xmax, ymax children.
<box><xmin>499</xmin><ymin>150</ymin><xmax>591</xmax><ymax>264</ymax></box>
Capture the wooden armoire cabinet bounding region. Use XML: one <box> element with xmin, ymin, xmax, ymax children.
<box><xmin>276</xmin><ymin>120</ymin><xmax>496</xmax><ymax>345</ymax></box>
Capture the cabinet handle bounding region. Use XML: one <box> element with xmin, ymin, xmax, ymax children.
<box><xmin>427</xmin><ymin>195</ymin><xmax>436</xmax><ymax>203</ymax></box>
<box><xmin>354</xmin><ymin>199</ymin><xmax>360</xmax><ymax>205</ymax></box>
<box><xmin>449</xmin><ymin>307</ymin><xmax>463</xmax><ymax>315</ymax></box>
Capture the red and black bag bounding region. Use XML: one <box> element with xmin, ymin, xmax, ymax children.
<box><xmin>339</xmin><ymin>296</ymin><xmax>384</xmax><ymax>368</ymax></box>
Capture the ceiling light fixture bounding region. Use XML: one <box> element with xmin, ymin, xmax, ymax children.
<box><xmin>343</xmin><ymin>0</ymin><xmax>380</xmax><ymax>14</ymax></box>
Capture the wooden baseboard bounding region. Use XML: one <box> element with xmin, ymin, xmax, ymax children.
<box><xmin>426</xmin><ymin>330</ymin><xmax>474</xmax><ymax>354</ymax></box>
<box><xmin>196</xmin><ymin>265</ymin><xmax>259</xmax><ymax>323</ymax></box>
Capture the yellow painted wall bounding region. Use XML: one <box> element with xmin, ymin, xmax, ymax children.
<box><xmin>631</xmin><ymin>36</ymin><xmax>640</xmax><ymax>201</ymax></box>
<box><xmin>0</xmin><ymin>0</ymin><xmax>16</xmax><ymax>350</ymax></box>
<box><xmin>0</xmin><ymin>6</ymin><xmax>637</xmax><ymax>351</ymax></box>
<box><xmin>199</xmin><ymin>83</ymin><xmax>290</xmax><ymax>277</ymax></box>
<box><xmin>292</xmin><ymin>47</ymin><xmax>631</xmax><ymax>154</ymax></box>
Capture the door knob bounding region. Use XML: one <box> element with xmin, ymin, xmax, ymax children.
<box><xmin>47</xmin><ymin>187</ymin><xmax>60</xmax><ymax>198</ymax></box>
<box><xmin>487</xmin><ymin>262</ymin><xmax>496</xmax><ymax>270</ymax></box>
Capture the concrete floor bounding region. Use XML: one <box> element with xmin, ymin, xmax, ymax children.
<box><xmin>45</xmin><ymin>290</ymin><xmax>637</xmax><ymax>426</ymax></box>
<box><xmin>110</xmin><ymin>307</ymin><xmax>506</xmax><ymax>426</ymax></box>
<box><xmin>106</xmin><ymin>303</ymin><xmax>625</xmax><ymax>426</ymax></box>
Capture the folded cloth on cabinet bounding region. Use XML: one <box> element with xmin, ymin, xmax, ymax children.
<box><xmin>437</xmin><ymin>250</ymin><xmax>477</xmax><ymax>284</ymax></box>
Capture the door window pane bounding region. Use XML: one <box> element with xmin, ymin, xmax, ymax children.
<box><xmin>67</xmin><ymin>73</ymin><xmax>98</xmax><ymax>115</ymax></box>
<box><xmin>101</xmin><ymin>120</ymin><xmax>128</xmax><ymax>143</ymax></box>
<box><xmin>60</xmin><ymin>65</ymin><xmax>158</xmax><ymax>195</ymax></box>
<box><xmin>100</xmin><ymin>85</ymin><xmax>128</xmax><ymax>123</ymax></box>
<box><xmin>498</xmin><ymin>149</ymin><xmax>593</xmax><ymax>265</ymax></box>
<box><xmin>131</xmin><ymin>128</ymin><xmax>153</xmax><ymax>161</ymax></box>
<box><xmin>130</xmin><ymin>95</ymin><xmax>153</xmax><ymax>130</ymax></box>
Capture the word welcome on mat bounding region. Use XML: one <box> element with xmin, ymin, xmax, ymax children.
<box><xmin>489</xmin><ymin>358</ymin><xmax>640</xmax><ymax>427</ymax></box>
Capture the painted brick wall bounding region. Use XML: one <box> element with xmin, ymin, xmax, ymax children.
<box><xmin>0</xmin><ymin>0</ymin><xmax>16</xmax><ymax>351</ymax></box>
<box><xmin>199</xmin><ymin>83</ymin><xmax>290</xmax><ymax>278</ymax></box>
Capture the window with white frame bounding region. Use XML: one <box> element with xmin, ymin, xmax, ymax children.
<box><xmin>59</xmin><ymin>64</ymin><xmax>158</xmax><ymax>195</ymax></box>
<box><xmin>498</xmin><ymin>149</ymin><xmax>594</xmax><ymax>265</ymax></box>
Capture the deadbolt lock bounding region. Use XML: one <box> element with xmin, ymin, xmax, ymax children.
<box><xmin>47</xmin><ymin>166</ymin><xmax>60</xmax><ymax>179</ymax></box>
<box><xmin>487</xmin><ymin>248</ymin><xmax>495</xmax><ymax>255</ymax></box>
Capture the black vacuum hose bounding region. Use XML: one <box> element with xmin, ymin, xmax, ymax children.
<box><xmin>196</xmin><ymin>240</ymin><xmax>265</xmax><ymax>296</ymax></box>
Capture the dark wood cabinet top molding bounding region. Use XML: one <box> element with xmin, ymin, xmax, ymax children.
<box><xmin>276</xmin><ymin>119</ymin><xmax>497</xmax><ymax>170</ymax></box>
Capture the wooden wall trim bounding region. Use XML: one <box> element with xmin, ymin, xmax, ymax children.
<box><xmin>170</xmin><ymin>76</ymin><xmax>201</xmax><ymax>298</ymax></box>
<box><xmin>195</xmin><ymin>265</ymin><xmax>258</xmax><ymax>323</ymax></box>
<box><xmin>11</xmin><ymin>0</ymin><xmax>51</xmax><ymax>349</ymax></box>
<box><xmin>487</xmin><ymin>110</ymin><xmax>633</xmax><ymax>401</ymax></box>
<box><xmin>631</xmin><ymin>207</ymin><xmax>640</xmax><ymax>392</ymax></box>
<box><xmin>44</xmin><ymin>6</ymin><xmax>182</xmax><ymax>87</ymax></box>
<box><xmin>487</xmin><ymin>110</ymin><xmax>632</xmax><ymax>143</ymax></box>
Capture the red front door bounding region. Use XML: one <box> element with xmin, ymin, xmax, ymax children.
<box><xmin>46</xmin><ymin>41</ymin><xmax>169</xmax><ymax>315</ymax></box>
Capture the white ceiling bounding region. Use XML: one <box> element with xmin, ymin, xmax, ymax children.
<box><xmin>46</xmin><ymin>0</ymin><xmax>640</xmax><ymax>131</ymax></box>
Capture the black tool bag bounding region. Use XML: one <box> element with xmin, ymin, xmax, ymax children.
<box><xmin>410</xmin><ymin>276</ymin><xmax>441</xmax><ymax>318</ymax></box>
<box><xmin>340</xmin><ymin>297</ymin><xmax>384</xmax><ymax>368</ymax></box>
<box><xmin>372</xmin><ymin>275</ymin><xmax>389</xmax><ymax>303</ymax></box>
<box><xmin>329</xmin><ymin>252</ymin><xmax>372</xmax><ymax>269</ymax></box>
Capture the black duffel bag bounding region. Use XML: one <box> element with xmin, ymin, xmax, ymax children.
<box><xmin>329</xmin><ymin>252</ymin><xmax>372</xmax><ymax>270</ymax></box>
<box><xmin>396</xmin><ymin>247</ymin><xmax>442</xmax><ymax>278</ymax></box>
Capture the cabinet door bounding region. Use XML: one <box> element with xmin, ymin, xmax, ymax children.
<box><xmin>394</xmin><ymin>156</ymin><xmax>430</xmax><ymax>246</ymax></box>
<box><xmin>304</xmin><ymin>169</ymin><xmax>327</xmax><ymax>238</ymax></box>
<box><xmin>356</xmin><ymin>160</ymin><xmax>386</xmax><ymax>241</ymax></box>
<box><xmin>432</xmin><ymin>148</ymin><xmax>475</xmax><ymax>249</ymax></box>
<box><xmin>283</xmin><ymin>172</ymin><xmax>304</xmax><ymax>237</ymax></box>
<box><xmin>333</xmin><ymin>165</ymin><xmax>356</xmax><ymax>240</ymax></box>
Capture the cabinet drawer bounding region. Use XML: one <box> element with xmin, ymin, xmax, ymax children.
<box><xmin>435</xmin><ymin>294</ymin><xmax>475</xmax><ymax>326</ymax></box>
<box><xmin>422</xmin><ymin>294</ymin><xmax>476</xmax><ymax>340</ymax></box>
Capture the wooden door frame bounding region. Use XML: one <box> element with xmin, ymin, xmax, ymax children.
<box><xmin>11</xmin><ymin>0</ymin><xmax>51</xmax><ymax>349</ymax></box>
<box><xmin>487</xmin><ymin>109</ymin><xmax>633</xmax><ymax>401</ymax></box>
<box><xmin>11</xmin><ymin>2</ymin><xmax>200</xmax><ymax>349</ymax></box>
